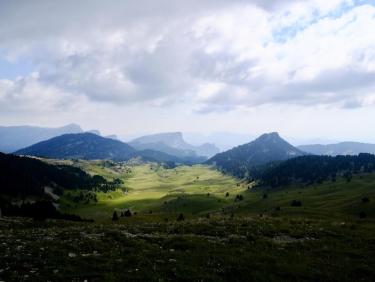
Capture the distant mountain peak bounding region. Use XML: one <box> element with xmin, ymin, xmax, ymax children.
<box><xmin>61</xmin><ymin>123</ymin><xmax>82</xmax><ymax>131</ymax></box>
<box><xmin>206</xmin><ymin>132</ymin><xmax>305</xmax><ymax>178</ymax></box>
<box><xmin>256</xmin><ymin>132</ymin><xmax>281</xmax><ymax>141</ymax></box>
<box><xmin>130</xmin><ymin>132</ymin><xmax>220</xmax><ymax>158</ymax></box>
<box><xmin>87</xmin><ymin>129</ymin><xmax>101</xmax><ymax>136</ymax></box>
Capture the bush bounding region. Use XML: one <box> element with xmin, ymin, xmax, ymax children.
<box><xmin>291</xmin><ymin>200</ymin><xmax>302</xmax><ymax>207</ymax></box>
<box><xmin>177</xmin><ymin>213</ymin><xmax>185</xmax><ymax>221</ymax></box>
<box><xmin>359</xmin><ymin>211</ymin><xmax>367</xmax><ymax>219</ymax></box>
<box><xmin>362</xmin><ymin>197</ymin><xmax>370</xmax><ymax>203</ymax></box>
<box><xmin>262</xmin><ymin>193</ymin><xmax>268</xmax><ymax>199</ymax></box>
<box><xmin>124</xmin><ymin>209</ymin><xmax>132</xmax><ymax>217</ymax></box>
<box><xmin>112</xmin><ymin>211</ymin><xmax>119</xmax><ymax>221</ymax></box>
<box><xmin>235</xmin><ymin>195</ymin><xmax>244</xmax><ymax>202</ymax></box>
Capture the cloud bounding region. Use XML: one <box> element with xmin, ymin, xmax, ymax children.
<box><xmin>189</xmin><ymin>3</ymin><xmax>375</xmax><ymax>112</ymax></box>
<box><xmin>0</xmin><ymin>0</ymin><xmax>374</xmax><ymax>117</ymax></box>
<box><xmin>0</xmin><ymin>73</ymin><xmax>87</xmax><ymax>114</ymax></box>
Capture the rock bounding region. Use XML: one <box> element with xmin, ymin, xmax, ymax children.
<box><xmin>168</xmin><ymin>259</ymin><xmax>177</xmax><ymax>263</ymax></box>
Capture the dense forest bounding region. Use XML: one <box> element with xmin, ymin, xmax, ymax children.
<box><xmin>0</xmin><ymin>153</ymin><xmax>125</xmax><ymax>220</ymax></box>
<box><xmin>258</xmin><ymin>153</ymin><xmax>375</xmax><ymax>188</ymax></box>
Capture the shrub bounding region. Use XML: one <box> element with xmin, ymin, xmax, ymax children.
<box><xmin>291</xmin><ymin>200</ymin><xmax>302</xmax><ymax>207</ymax></box>
<box><xmin>112</xmin><ymin>211</ymin><xmax>119</xmax><ymax>221</ymax></box>
<box><xmin>177</xmin><ymin>213</ymin><xmax>185</xmax><ymax>221</ymax></box>
<box><xmin>124</xmin><ymin>209</ymin><xmax>132</xmax><ymax>217</ymax></box>
<box><xmin>262</xmin><ymin>193</ymin><xmax>268</xmax><ymax>199</ymax></box>
<box><xmin>359</xmin><ymin>211</ymin><xmax>367</xmax><ymax>219</ymax></box>
<box><xmin>362</xmin><ymin>197</ymin><xmax>370</xmax><ymax>203</ymax></box>
<box><xmin>235</xmin><ymin>195</ymin><xmax>244</xmax><ymax>202</ymax></box>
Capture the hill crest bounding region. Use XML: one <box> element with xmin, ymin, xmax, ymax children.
<box><xmin>206</xmin><ymin>132</ymin><xmax>305</xmax><ymax>178</ymax></box>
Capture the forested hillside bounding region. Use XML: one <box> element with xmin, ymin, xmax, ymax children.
<box><xmin>0</xmin><ymin>152</ymin><xmax>109</xmax><ymax>197</ymax></box>
<box><xmin>259</xmin><ymin>153</ymin><xmax>375</xmax><ymax>188</ymax></box>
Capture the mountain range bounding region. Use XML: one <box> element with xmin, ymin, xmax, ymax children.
<box><xmin>206</xmin><ymin>132</ymin><xmax>306</xmax><ymax>178</ymax></box>
<box><xmin>3</xmin><ymin>123</ymin><xmax>375</xmax><ymax>169</ymax></box>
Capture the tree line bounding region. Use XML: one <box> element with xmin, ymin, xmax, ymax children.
<box><xmin>257</xmin><ymin>153</ymin><xmax>375</xmax><ymax>188</ymax></box>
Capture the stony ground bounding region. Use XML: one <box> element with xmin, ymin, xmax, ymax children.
<box><xmin>1</xmin><ymin>216</ymin><xmax>375</xmax><ymax>281</ymax></box>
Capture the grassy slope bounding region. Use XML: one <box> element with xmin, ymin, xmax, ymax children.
<box><xmin>60</xmin><ymin>163</ymin><xmax>245</xmax><ymax>220</ymax></box>
<box><xmin>238</xmin><ymin>174</ymin><xmax>375</xmax><ymax>220</ymax></box>
<box><xmin>60</xmin><ymin>160</ymin><xmax>375</xmax><ymax>222</ymax></box>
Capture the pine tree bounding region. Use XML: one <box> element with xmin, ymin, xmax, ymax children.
<box><xmin>112</xmin><ymin>211</ymin><xmax>119</xmax><ymax>221</ymax></box>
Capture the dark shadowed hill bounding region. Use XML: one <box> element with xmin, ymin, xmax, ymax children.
<box><xmin>0</xmin><ymin>123</ymin><xmax>83</xmax><ymax>153</ymax></box>
<box><xmin>15</xmin><ymin>133</ymin><xmax>137</xmax><ymax>160</ymax></box>
<box><xmin>0</xmin><ymin>152</ymin><xmax>105</xmax><ymax>197</ymax></box>
<box><xmin>299</xmin><ymin>142</ymin><xmax>375</xmax><ymax>156</ymax></box>
<box><xmin>14</xmin><ymin>133</ymin><xmax>199</xmax><ymax>164</ymax></box>
<box><xmin>206</xmin><ymin>132</ymin><xmax>305</xmax><ymax>178</ymax></box>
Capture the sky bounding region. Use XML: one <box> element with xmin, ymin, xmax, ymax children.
<box><xmin>0</xmin><ymin>0</ymin><xmax>375</xmax><ymax>146</ymax></box>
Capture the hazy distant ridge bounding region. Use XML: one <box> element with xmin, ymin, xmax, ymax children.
<box><xmin>130</xmin><ymin>132</ymin><xmax>219</xmax><ymax>158</ymax></box>
<box><xmin>298</xmin><ymin>142</ymin><xmax>375</xmax><ymax>156</ymax></box>
<box><xmin>0</xmin><ymin>123</ymin><xmax>83</xmax><ymax>153</ymax></box>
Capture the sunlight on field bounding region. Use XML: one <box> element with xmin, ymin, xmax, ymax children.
<box><xmin>60</xmin><ymin>163</ymin><xmax>246</xmax><ymax>220</ymax></box>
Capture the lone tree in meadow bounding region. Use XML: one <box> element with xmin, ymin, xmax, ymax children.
<box><xmin>362</xmin><ymin>197</ymin><xmax>370</xmax><ymax>203</ymax></box>
<box><xmin>235</xmin><ymin>194</ymin><xmax>244</xmax><ymax>202</ymax></box>
<box><xmin>291</xmin><ymin>200</ymin><xmax>302</xmax><ymax>207</ymax></box>
<box><xmin>359</xmin><ymin>211</ymin><xmax>367</xmax><ymax>219</ymax></box>
<box><xmin>112</xmin><ymin>211</ymin><xmax>119</xmax><ymax>221</ymax></box>
<box><xmin>124</xmin><ymin>209</ymin><xmax>132</xmax><ymax>217</ymax></box>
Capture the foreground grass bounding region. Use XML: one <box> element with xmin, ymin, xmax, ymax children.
<box><xmin>1</xmin><ymin>216</ymin><xmax>374</xmax><ymax>281</ymax></box>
